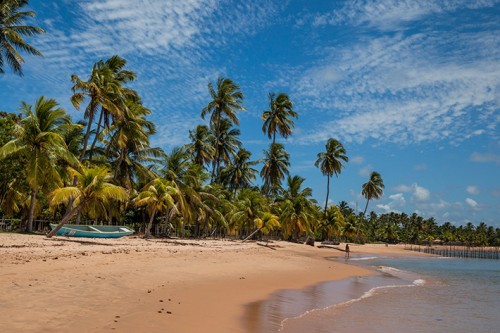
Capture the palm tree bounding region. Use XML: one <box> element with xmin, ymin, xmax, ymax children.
<box><xmin>0</xmin><ymin>97</ymin><xmax>78</xmax><ymax>232</ymax></box>
<box><xmin>201</xmin><ymin>77</ymin><xmax>246</xmax><ymax>128</ymax></box>
<box><xmin>243</xmin><ymin>212</ymin><xmax>280</xmax><ymax>242</ymax></box>
<box><xmin>260</xmin><ymin>143</ymin><xmax>290</xmax><ymax>196</ymax></box>
<box><xmin>211</xmin><ymin>118</ymin><xmax>241</xmax><ymax>182</ymax></box>
<box><xmin>230</xmin><ymin>188</ymin><xmax>269</xmax><ymax>237</ymax></box>
<box><xmin>133</xmin><ymin>178</ymin><xmax>179</xmax><ymax>237</ymax></box>
<box><xmin>279</xmin><ymin>175</ymin><xmax>316</xmax><ymax>240</ymax></box>
<box><xmin>163</xmin><ymin>146</ymin><xmax>191</xmax><ymax>184</ymax></box>
<box><xmin>361</xmin><ymin>171</ymin><xmax>384</xmax><ymax>217</ymax></box>
<box><xmin>220</xmin><ymin>148</ymin><xmax>258</xmax><ymax>194</ymax></box>
<box><xmin>315</xmin><ymin>138</ymin><xmax>348</xmax><ymax>214</ymax></box>
<box><xmin>319</xmin><ymin>205</ymin><xmax>345</xmax><ymax>241</ymax></box>
<box><xmin>201</xmin><ymin>77</ymin><xmax>245</xmax><ymax>181</ymax></box>
<box><xmin>0</xmin><ymin>0</ymin><xmax>45</xmax><ymax>75</ymax></box>
<box><xmin>186</xmin><ymin>124</ymin><xmax>214</xmax><ymax>167</ymax></box>
<box><xmin>70</xmin><ymin>55</ymin><xmax>134</xmax><ymax>163</ymax></box>
<box><xmin>105</xmin><ymin>100</ymin><xmax>164</xmax><ymax>190</ymax></box>
<box><xmin>47</xmin><ymin>165</ymin><xmax>128</xmax><ymax>237</ymax></box>
<box><xmin>261</xmin><ymin>93</ymin><xmax>297</xmax><ymax>145</ymax></box>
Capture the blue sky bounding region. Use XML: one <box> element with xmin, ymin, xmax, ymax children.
<box><xmin>1</xmin><ymin>0</ymin><xmax>499</xmax><ymax>227</ymax></box>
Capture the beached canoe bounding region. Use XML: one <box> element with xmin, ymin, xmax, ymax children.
<box><xmin>49</xmin><ymin>224</ymin><xmax>134</xmax><ymax>238</ymax></box>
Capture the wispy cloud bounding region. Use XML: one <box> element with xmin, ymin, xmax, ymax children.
<box><xmin>282</xmin><ymin>1</ymin><xmax>500</xmax><ymax>146</ymax></box>
<box><xmin>466</xmin><ymin>185</ymin><xmax>480</xmax><ymax>195</ymax></box>
<box><xmin>313</xmin><ymin>0</ymin><xmax>497</xmax><ymax>30</ymax></box>
<box><xmin>470</xmin><ymin>152</ymin><xmax>500</xmax><ymax>164</ymax></box>
<box><xmin>465</xmin><ymin>197</ymin><xmax>479</xmax><ymax>208</ymax></box>
<box><xmin>18</xmin><ymin>0</ymin><xmax>282</xmax><ymax>147</ymax></box>
<box><xmin>358</xmin><ymin>165</ymin><xmax>373</xmax><ymax>178</ymax></box>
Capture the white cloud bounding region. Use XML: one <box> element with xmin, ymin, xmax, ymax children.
<box><xmin>414</xmin><ymin>163</ymin><xmax>427</xmax><ymax>171</ymax></box>
<box><xmin>393</xmin><ymin>183</ymin><xmax>431</xmax><ymax>201</ymax></box>
<box><xmin>350</xmin><ymin>156</ymin><xmax>365</xmax><ymax>164</ymax></box>
<box><xmin>284</xmin><ymin>1</ymin><xmax>500</xmax><ymax>146</ymax></box>
<box><xmin>466</xmin><ymin>185</ymin><xmax>480</xmax><ymax>195</ymax></box>
<box><xmin>358</xmin><ymin>165</ymin><xmax>373</xmax><ymax>178</ymax></box>
<box><xmin>17</xmin><ymin>0</ymin><xmax>283</xmax><ymax>149</ymax></box>
<box><xmin>313</xmin><ymin>0</ymin><xmax>497</xmax><ymax>30</ymax></box>
<box><xmin>470</xmin><ymin>152</ymin><xmax>500</xmax><ymax>164</ymax></box>
<box><xmin>465</xmin><ymin>198</ymin><xmax>478</xmax><ymax>208</ymax></box>
<box><xmin>394</xmin><ymin>184</ymin><xmax>412</xmax><ymax>192</ymax></box>
<box><xmin>413</xmin><ymin>184</ymin><xmax>431</xmax><ymax>202</ymax></box>
<box><xmin>292</xmin><ymin>31</ymin><xmax>499</xmax><ymax>145</ymax></box>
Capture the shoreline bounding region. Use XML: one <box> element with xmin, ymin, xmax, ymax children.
<box><xmin>0</xmin><ymin>234</ymin><xmax>428</xmax><ymax>333</ymax></box>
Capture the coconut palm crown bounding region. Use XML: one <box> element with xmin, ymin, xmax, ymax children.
<box><xmin>262</xmin><ymin>92</ymin><xmax>297</xmax><ymax>145</ymax></box>
<box><xmin>0</xmin><ymin>0</ymin><xmax>45</xmax><ymax>76</ymax></box>
<box><xmin>361</xmin><ymin>171</ymin><xmax>384</xmax><ymax>217</ymax></box>
<box><xmin>315</xmin><ymin>138</ymin><xmax>348</xmax><ymax>214</ymax></box>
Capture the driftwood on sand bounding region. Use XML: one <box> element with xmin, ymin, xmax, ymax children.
<box><xmin>256</xmin><ymin>242</ymin><xmax>281</xmax><ymax>250</ymax></box>
<box><xmin>317</xmin><ymin>244</ymin><xmax>347</xmax><ymax>252</ymax></box>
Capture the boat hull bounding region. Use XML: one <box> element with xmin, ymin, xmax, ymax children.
<box><xmin>49</xmin><ymin>224</ymin><xmax>134</xmax><ymax>238</ymax></box>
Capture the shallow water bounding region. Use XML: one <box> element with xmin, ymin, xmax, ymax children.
<box><xmin>244</xmin><ymin>254</ymin><xmax>500</xmax><ymax>333</ymax></box>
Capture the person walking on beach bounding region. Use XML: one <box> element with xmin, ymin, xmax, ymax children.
<box><xmin>345</xmin><ymin>244</ymin><xmax>350</xmax><ymax>258</ymax></box>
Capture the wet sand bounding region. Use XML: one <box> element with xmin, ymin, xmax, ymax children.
<box><xmin>0</xmin><ymin>234</ymin><xmax>417</xmax><ymax>333</ymax></box>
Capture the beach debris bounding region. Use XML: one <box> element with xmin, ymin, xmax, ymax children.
<box><xmin>317</xmin><ymin>244</ymin><xmax>345</xmax><ymax>252</ymax></box>
<box><xmin>256</xmin><ymin>242</ymin><xmax>277</xmax><ymax>250</ymax></box>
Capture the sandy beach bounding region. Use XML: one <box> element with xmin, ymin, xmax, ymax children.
<box><xmin>0</xmin><ymin>234</ymin><xmax>420</xmax><ymax>333</ymax></box>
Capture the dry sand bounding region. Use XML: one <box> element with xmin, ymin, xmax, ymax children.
<box><xmin>0</xmin><ymin>234</ymin><xmax>421</xmax><ymax>333</ymax></box>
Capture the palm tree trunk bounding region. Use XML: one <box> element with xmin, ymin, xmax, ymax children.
<box><xmin>242</xmin><ymin>226</ymin><xmax>264</xmax><ymax>242</ymax></box>
<box><xmin>46</xmin><ymin>205</ymin><xmax>80</xmax><ymax>238</ymax></box>
<box><xmin>27</xmin><ymin>188</ymin><xmax>36</xmax><ymax>233</ymax></box>
<box><xmin>324</xmin><ymin>176</ymin><xmax>330</xmax><ymax>215</ymax></box>
<box><xmin>272</xmin><ymin>131</ymin><xmax>276</xmax><ymax>145</ymax></box>
<box><xmin>66</xmin><ymin>102</ymin><xmax>97</xmax><ymax>219</ymax></box>
<box><xmin>145</xmin><ymin>209</ymin><xmax>156</xmax><ymax>237</ymax></box>
<box><xmin>79</xmin><ymin>103</ymin><xmax>97</xmax><ymax>162</ymax></box>
<box><xmin>88</xmin><ymin>108</ymin><xmax>104</xmax><ymax>162</ymax></box>
<box><xmin>362</xmin><ymin>199</ymin><xmax>370</xmax><ymax>218</ymax></box>
<box><xmin>355</xmin><ymin>199</ymin><xmax>370</xmax><ymax>243</ymax></box>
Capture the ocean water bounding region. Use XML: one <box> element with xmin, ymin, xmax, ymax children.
<box><xmin>244</xmin><ymin>254</ymin><xmax>500</xmax><ymax>333</ymax></box>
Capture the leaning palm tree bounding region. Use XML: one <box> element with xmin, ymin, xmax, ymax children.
<box><xmin>261</xmin><ymin>93</ymin><xmax>298</xmax><ymax>145</ymax></box>
<box><xmin>315</xmin><ymin>138</ymin><xmax>348</xmax><ymax>214</ymax></box>
<box><xmin>0</xmin><ymin>0</ymin><xmax>45</xmax><ymax>75</ymax></box>
<box><xmin>260</xmin><ymin>143</ymin><xmax>290</xmax><ymax>197</ymax></box>
<box><xmin>0</xmin><ymin>97</ymin><xmax>78</xmax><ymax>232</ymax></box>
<box><xmin>361</xmin><ymin>171</ymin><xmax>384</xmax><ymax>217</ymax></box>
<box><xmin>201</xmin><ymin>77</ymin><xmax>245</xmax><ymax>182</ymax></box>
<box><xmin>47</xmin><ymin>165</ymin><xmax>128</xmax><ymax>238</ymax></box>
<box><xmin>70</xmin><ymin>55</ymin><xmax>134</xmax><ymax>163</ymax></box>
<box><xmin>355</xmin><ymin>171</ymin><xmax>384</xmax><ymax>243</ymax></box>
<box><xmin>133</xmin><ymin>177</ymin><xmax>179</xmax><ymax>237</ymax></box>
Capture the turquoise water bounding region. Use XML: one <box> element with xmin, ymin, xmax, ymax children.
<box><xmin>245</xmin><ymin>255</ymin><xmax>500</xmax><ymax>332</ymax></box>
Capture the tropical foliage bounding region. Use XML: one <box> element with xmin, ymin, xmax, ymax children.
<box><xmin>0</xmin><ymin>5</ymin><xmax>497</xmax><ymax>245</ymax></box>
<box><xmin>0</xmin><ymin>0</ymin><xmax>45</xmax><ymax>75</ymax></box>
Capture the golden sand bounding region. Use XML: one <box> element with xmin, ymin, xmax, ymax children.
<box><xmin>0</xmin><ymin>234</ymin><xmax>422</xmax><ymax>333</ymax></box>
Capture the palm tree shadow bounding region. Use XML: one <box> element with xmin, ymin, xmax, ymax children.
<box><xmin>44</xmin><ymin>238</ymin><xmax>118</xmax><ymax>246</ymax></box>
